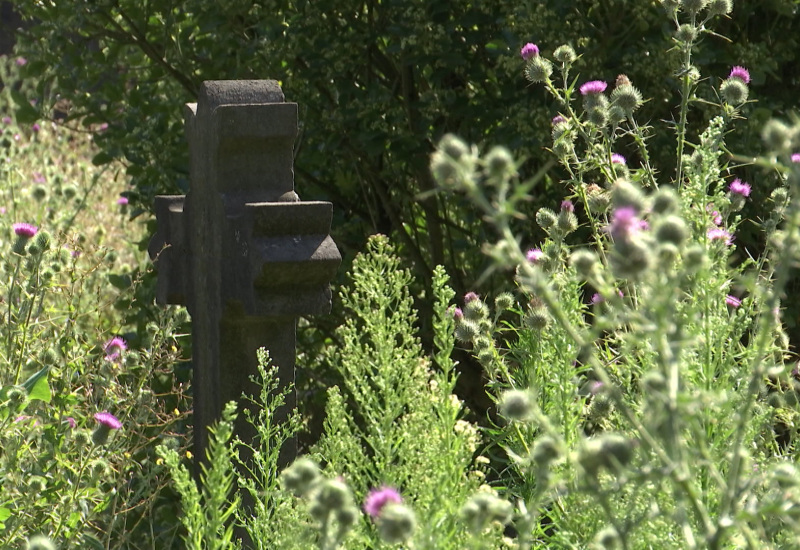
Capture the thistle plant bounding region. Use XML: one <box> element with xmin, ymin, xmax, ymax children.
<box><xmin>430</xmin><ymin>2</ymin><xmax>800</xmax><ymax>547</ymax></box>
<box><xmin>1</xmin><ymin>71</ymin><xmax>192</xmax><ymax>549</ymax></box>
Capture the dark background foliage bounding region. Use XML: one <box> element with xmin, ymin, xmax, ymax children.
<box><xmin>4</xmin><ymin>0</ymin><xmax>800</xmax><ymax>408</ymax></box>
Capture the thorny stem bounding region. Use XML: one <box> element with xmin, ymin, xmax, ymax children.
<box><xmin>675</xmin><ymin>14</ymin><xmax>697</xmax><ymax>188</ymax></box>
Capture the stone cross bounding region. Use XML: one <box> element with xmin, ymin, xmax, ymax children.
<box><xmin>149</xmin><ymin>80</ymin><xmax>340</xmax><ymax>472</ymax></box>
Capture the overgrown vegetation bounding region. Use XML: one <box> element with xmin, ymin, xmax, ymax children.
<box><xmin>3</xmin><ymin>0</ymin><xmax>800</xmax><ymax>548</ymax></box>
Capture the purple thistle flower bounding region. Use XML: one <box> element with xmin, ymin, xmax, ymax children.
<box><xmin>94</xmin><ymin>412</ymin><xmax>122</xmax><ymax>430</ymax></box>
<box><xmin>520</xmin><ymin>43</ymin><xmax>539</xmax><ymax>60</ymax></box>
<box><xmin>526</xmin><ymin>248</ymin><xmax>544</xmax><ymax>263</ymax></box>
<box><xmin>98</xmin><ymin>122</ymin><xmax>109</xmax><ymax>131</ymax></box>
<box><xmin>580</xmin><ymin>80</ymin><xmax>607</xmax><ymax>96</ymax></box>
<box><xmin>729</xmin><ymin>66</ymin><xmax>751</xmax><ymax>84</ymax></box>
<box><xmin>464</xmin><ymin>292</ymin><xmax>480</xmax><ymax>304</ymax></box>
<box><xmin>2</xmin><ymin>116</ymin><xmax>11</xmax><ymax>125</ymax></box>
<box><xmin>450</xmin><ymin>306</ymin><xmax>464</xmax><ymax>321</ymax></box>
<box><xmin>551</xmin><ymin>115</ymin><xmax>566</xmax><ymax>125</ymax></box>
<box><xmin>16</xmin><ymin>57</ymin><xmax>27</xmax><ymax>66</ymax></box>
<box><xmin>104</xmin><ymin>336</ymin><xmax>127</xmax><ymax>361</ymax></box>
<box><xmin>64</xmin><ymin>417</ymin><xmax>77</xmax><ymax>429</ymax></box>
<box><xmin>707</xmin><ymin>227</ymin><xmax>733</xmax><ymax>245</ymax></box>
<box><xmin>725</xmin><ymin>295</ymin><xmax>742</xmax><ymax>308</ymax></box>
<box><xmin>13</xmin><ymin>223</ymin><xmax>38</xmax><ymax>238</ymax></box>
<box><xmin>560</xmin><ymin>200</ymin><xmax>575</xmax><ymax>213</ymax></box>
<box><xmin>611</xmin><ymin>153</ymin><xmax>626</xmax><ymax>165</ymax></box>
<box><xmin>117</xmin><ymin>196</ymin><xmax>129</xmax><ymax>206</ymax></box>
<box><xmin>728</xmin><ymin>178</ymin><xmax>751</xmax><ymax>197</ymax></box>
<box><xmin>607</xmin><ymin>206</ymin><xmax>642</xmax><ymax>240</ymax></box>
<box><xmin>791</xmin><ymin>153</ymin><xmax>800</xmax><ymax>163</ymax></box>
<box><xmin>31</xmin><ymin>123</ymin><xmax>40</xmax><ymax>133</ymax></box>
<box><xmin>706</xmin><ymin>204</ymin><xmax>722</xmax><ymax>225</ymax></box>
<box><xmin>591</xmin><ymin>293</ymin><xmax>604</xmax><ymax>304</ymax></box>
<box><xmin>364</xmin><ymin>486</ymin><xmax>403</xmax><ymax>519</ymax></box>
<box><xmin>33</xmin><ymin>172</ymin><xmax>45</xmax><ymax>184</ymax></box>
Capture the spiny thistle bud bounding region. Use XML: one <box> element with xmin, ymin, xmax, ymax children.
<box><xmin>557</xmin><ymin>209</ymin><xmax>579</xmax><ymax>234</ymax></box>
<box><xmin>611</xmin><ymin>179</ymin><xmax>646</xmax><ymax>211</ymax></box>
<box><xmin>579</xmin><ymin>433</ymin><xmax>634</xmax><ymax>476</ymax></box>
<box><xmin>314</xmin><ymin>479</ymin><xmax>353</xmax><ymax>512</ymax></box>
<box><xmin>761</xmin><ymin>119</ymin><xmax>793</xmax><ymax>154</ymax></box>
<box><xmin>32</xmin><ymin>185</ymin><xmax>47</xmax><ymax>202</ymax></box>
<box><xmin>464</xmin><ymin>298</ymin><xmax>489</xmax><ymax>321</ymax></box>
<box><xmin>720</xmin><ymin>78</ymin><xmax>748</xmax><ymax>105</ymax></box>
<box><xmin>675</xmin><ymin>24</ymin><xmax>698</xmax><ymax>43</ymax></box>
<box><xmin>6</xmin><ymin>385</ymin><xmax>26</xmax><ymax>408</ymax></box>
<box><xmin>588</xmin><ymin>106</ymin><xmax>610</xmax><ymax>128</ymax></box>
<box><xmin>536</xmin><ymin>207</ymin><xmax>558</xmax><ymax>230</ymax></box>
<box><xmin>454</xmin><ymin>319</ymin><xmax>480</xmax><ymax>342</ymax></box>
<box><xmin>32</xmin><ymin>230</ymin><xmax>51</xmax><ymax>252</ymax></box>
<box><xmin>593</xmin><ymin>526</ymin><xmax>622</xmax><ymax>549</ymax></box>
<box><xmin>551</xmin><ymin>119</ymin><xmax>570</xmax><ymax>140</ymax></box>
<box><xmin>473</xmin><ymin>336</ymin><xmax>493</xmax><ymax>352</ymax></box>
<box><xmin>477</xmin><ymin>348</ymin><xmax>496</xmax><ymax>367</ymax></box>
<box><xmin>532</xmin><ymin>435</ymin><xmax>561</xmax><ymax>465</ymax></box>
<box><xmin>524</xmin><ymin>56</ymin><xmax>553</xmax><ymax>83</ymax></box>
<box><xmin>611</xmin><ymin>81</ymin><xmax>643</xmax><ymax>114</ymax></box>
<box><xmin>63</xmin><ymin>184</ymin><xmax>78</xmax><ymax>200</ymax></box>
<box><xmin>485</xmin><ymin>146</ymin><xmax>516</xmax><ymax>181</ymax></box>
<box><xmin>552</xmin><ymin>138</ymin><xmax>575</xmax><ymax>160</ymax></box>
<box><xmin>707</xmin><ymin>0</ymin><xmax>733</xmax><ymax>15</ymax></box>
<box><xmin>430</xmin><ymin>151</ymin><xmax>459</xmax><ymax>188</ymax></box>
<box><xmin>681</xmin><ymin>0</ymin><xmax>710</xmax><ymax>15</ymax></box>
<box><xmin>40</xmin><ymin>348</ymin><xmax>58</xmax><ymax>366</ymax></box>
<box><xmin>660</xmin><ymin>0</ymin><xmax>681</xmax><ymax>15</ymax></box>
<box><xmin>571</xmin><ymin>249</ymin><xmax>598</xmax><ymax>278</ymax></box>
<box><xmin>655</xmin><ymin>215</ymin><xmax>688</xmax><ymax>246</ymax></box>
<box><xmin>499</xmin><ymin>389</ymin><xmax>534</xmax><ymax>421</ymax></box>
<box><xmin>553</xmin><ymin>44</ymin><xmax>577</xmax><ymax>64</ymax></box>
<box><xmin>524</xmin><ymin>308</ymin><xmax>549</xmax><ymax>331</ymax></box>
<box><xmin>585</xmin><ymin>184</ymin><xmax>610</xmax><ymax>214</ymax></box>
<box><xmin>73</xmin><ymin>429</ymin><xmax>92</xmax><ymax>447</ymax></box>
<box><xmin>682</xmin><ymin>244</ymin><xmax>707</xmax><ymax>273</ymax></box>
<box><xmin>461</xmin><ymin>492</ymin><xmax>513</xmax><ymax>533</ymax></box>
<box><xmin>25</xmin><ymin>536</ymin><xmax>56</xmax><ymax>550</ymax></box>
<box><xmin>494</xmin><ymin>292</ymin><xmax>515</xmax><ymax>311</ymax></box>
<box><xmin>772</xmin><ymin>187</ymin><xmax>789</xmax><ymax>213</ymax></box>
<box><xmin>439</xmin><ymin>133</ymin><xmax>469</xmax><ymax>161</ymax></box>
<box><xmin>587</xmin><ymin>394</ymin><xmax>613</xmax><ymax>422</ymax></box>
<box><xmin>611</xmin><ymin>239</ymin><xmax>652</xmax><ymax>279</ymax></box>
<box><xmin>281</xmin><ymin>457</ymin><xmax>321</xmax><ymax>497</ymax></box>
<box><xmin>376</xmin><ymin>503</ymin><xmax>416</xmax><ymax>543</ymax></box>
<box><xmin>27</xmin><ymin>475</ymin><xmax>46</xmax><ymax>493</ymax></box>
<box><xmin>658</xmin><ymin>243</ymin><xmax>679</xmax><ymax>263</ymax></box>
<box><xmin>651</xmin><ymin>187</ymin><xmax>679</xmax><ymax>214</ymax></box>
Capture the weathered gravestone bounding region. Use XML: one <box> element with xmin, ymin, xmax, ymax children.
<box><xmin>149</xmin><ymin>80</ymin><xmax>340</xmax><ymax>473</ymax></box>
